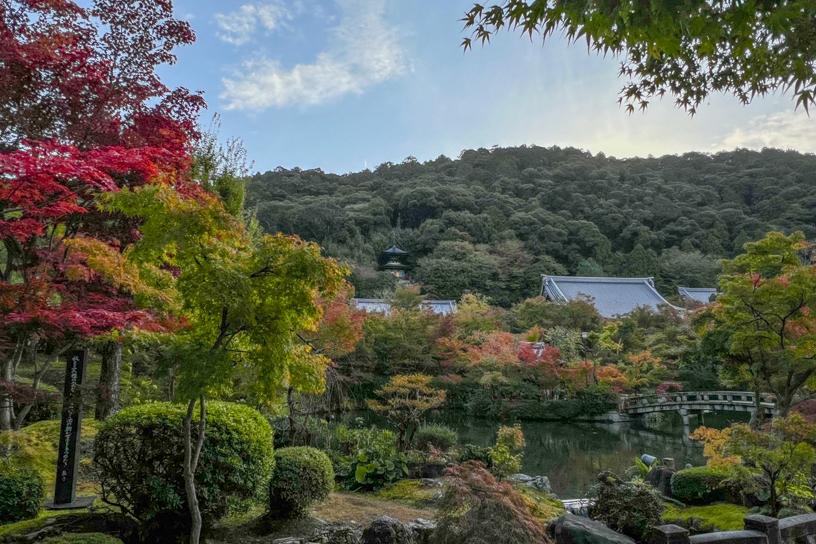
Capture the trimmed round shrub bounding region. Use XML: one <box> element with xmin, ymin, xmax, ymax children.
<box><xmin>94</xmin><ymin>401</ymin><xmax>274</xmax><ymax>524</ymax></box>
<box><xmin>40</xmin><ymin>534</ymin><xmax>123</xmax><ymax>544</ymax></box>
<box><xmin>269</xmin><ymin>446</ymin><xmax>334</xmax><ymax>518</ymax></box>
<box><xmin>0</xmin><ymin>465</ymin><xmax>43</xmax><ymax>524</ymax></box>
<box><xmin>671</xmin><ymin>466</ymin><xmax>730</xmax><ymax>504</ymax></box>
<box><xmin>414</xmin><ymin>424</ymin><xmax>458</xmax><ymax>452</ymax></box>
<box><xmin>460</xmin><ymin>443</ymin><xmax>492</xmax><ymax>467</ymax></box>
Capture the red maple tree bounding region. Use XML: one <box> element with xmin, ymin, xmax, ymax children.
<box><xmin>0</xmin><ymin>0</ymin><xmax>204</xmax><ymax>429</ymax></box>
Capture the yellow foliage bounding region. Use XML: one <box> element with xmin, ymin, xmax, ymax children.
<box><xmin>689</xmin><ymin>426</ymin><xmax>740</xmax><ymax>466</ymax></box>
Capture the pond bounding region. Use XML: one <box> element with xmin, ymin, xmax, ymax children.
<box><xmin>351</xmin><ymin>410</ymin><xmax>750</xmax><ymax>499</ymax></box>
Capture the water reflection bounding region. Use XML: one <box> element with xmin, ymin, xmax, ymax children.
<box><xmin>423</xmin><ymin>411</ymin><xmax>750</xmax><ymax>498</ymax></box>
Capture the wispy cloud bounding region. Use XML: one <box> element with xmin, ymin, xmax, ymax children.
<box><xmin>215</xmin><ymin>1</ymin><xmax>293</xmax><ymax>46</ymax></box>
<box><xmin>714</xmin><ymin>110</ymin><xmax>816</xmax><ymax>152</ymax></box>
<box><xmin>220</xmin><ymin>0</ymin><xmax>409</xmax><ymax>109</ymax></box>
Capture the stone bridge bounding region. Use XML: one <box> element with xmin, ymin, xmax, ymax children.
<box><xmin>652</xmin><ymin>514</ymin><xmax>816</xmax><ymax>544</ymax></box>
<box><xmin>619</xmin><ymin>391</ymin><xmax>777</xmax><ymax>426</ymax></box>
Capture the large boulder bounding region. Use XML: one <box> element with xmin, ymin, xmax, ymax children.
<box><xmin>311</xmin><ymin>522</ymin><xmax>363</xmax><ymax>544</ymax></box>
<box><xmin>645</xmin><ymin>467</ymin><xmax>675</xmax><ymax>497</ymax></box>
<box><xmin>407</xmin><ymin>519</ymin><xmax>436</xmax><ymax>544</ymax></box>
<box><xmin>361</xmin><ymin>516</ymin><xmax>414</xmax><ymax>544</ymax></box>
<box><xmin>550</xmin><ymin>514</ymin><xmax>635</xmax><ymax>544</ymax></box>
<box><xmin>527</xmin><ymin>475</ymin><xmax>553</xmax><ymax>494</ymax></box>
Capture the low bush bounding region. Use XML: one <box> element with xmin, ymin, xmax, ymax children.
<box><xmin>0</xmin><ymin>466</ymin><xmax>43</xmax><ymax>525</ymax></box>
<box><xmin>269</xmin><ymin>447</ymin><xmax>334</xmax><ymax>518</ymax></box>
<box><xmin>40</xmin><ymin>534</ymin><xmax>123</xmax><ymax>544</ymax></box>
<box><xmin>460</xmin><ymin>443</ymin><xmax>492</xmax><ymax>467</ymax></box>
<box><xmin>489</xmin><ymin>424</ymin><xmax>525</xmax><ymax>479</ymax></box>
<box><xmin>94</xmin><ymin>401</ymin><xmax>274</xmax><ymax>524</ymax></box>
<box><xmin>589</xmin><ymin>471</ymin><xmax>665</xmax><ymax>541</ymax></box>
<box><xmin>414</xmin><ymin>424</ymin><xmax>458</xmax><ymax>452</ymax></box>
<box><xmin>671</xmin><ymin>466</ymin><xmax>731</xmax><ymax>504</ymax></box>
<box><xmin>334</xmin><ymin>426</ymin><xmax>408</xmax><ymax>490</ymax></box>
<box><xmin>431</xmin><ymin>461</ymin><xmax>550</xmax><ymax>544</ymax></box>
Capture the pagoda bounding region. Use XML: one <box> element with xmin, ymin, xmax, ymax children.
<box><xmin>381</xmin><ymin>231</ymin><xmax>409</xmax><ymax>279</ymax></box>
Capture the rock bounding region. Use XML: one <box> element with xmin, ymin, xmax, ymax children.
<box><xmin>645</xmin><ymin>466</ymin><xmax>675</xmax><ymax>497</ymax></box>
<box><xmin>550</xmin><ymin>514</ymin><xmax>635</xmax><ymax>544</ymax></box>
<box><xmin>407</xmin><ymin>518</ymin><xmax>437</xmax><ymax>544</ymax></box>
<box><xmin>361</xmin><ymin>515</ymin><xmax>415</xmax><ymax>544</ymax></box>
<box><xmin>526</xmin><ymin>475</ymin><xmax>552</xmax><ymax>493</ymax></box>
<box><xmin>685</xmin><ymin>463</ymin><xmax>693</xmax><ymax>470</ymax></box>
<box><xmin>418</xmin><ymin>478</ymin><xmax>443</xmax><ymax>488</ymax></box>
<box><xmin>311</xmin><ymin>522</ymin><xmax>363</xmax><ymax>544</ymax></box>
<box><xmin>509</xmin><ymin>473</ymin><xmax>533</xmax><ymax>483</ymax></box>
<box><xmin>273</xmin><ymin>538</ymin><xmax>305</xmax><ymax>544</ymax></box>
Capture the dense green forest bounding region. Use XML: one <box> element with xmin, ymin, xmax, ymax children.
<box><xmin>246</xmin><ymin>146</ymin><xmax>816</xmax><ymax>305</ymax></box>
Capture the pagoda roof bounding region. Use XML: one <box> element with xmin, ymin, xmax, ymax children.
<box><xmin>541</xmin><ymin>275</ymin><xmax>680</xmax><ymax>317</ymax></box>
<box><xmin>382</xmin><ymin>245</ymin><xmax>409</xmax><ymax>255</ymax></box>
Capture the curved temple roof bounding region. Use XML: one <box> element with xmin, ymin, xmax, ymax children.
<box><xmin>351</xmin><ymin>298</ymin><xmax>457</xmax><ymax>316</ymax></box>
<box><xmin>541</xmin><ymin>275</ymin><xmax>678</xmax><ymax>318</ymax></box>
<box><xmin>677</xmin><ymin>287</ymin><xmax>718</xmax><ymax>304</ymax></box>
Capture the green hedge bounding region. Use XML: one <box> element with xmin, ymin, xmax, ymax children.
<box><xmin>671</xmin><ymin>466</ymin><xmax>731</xmax><ymax>504</ymax></box>
<box><xmin>269</xmin><ymin>447</ymin><xmax>334</xmax><ymax>518</ymax></box>
<box><xmin>414</xmin><ymin>424</ymin><xmax>458</xmax><ymax>452</ymax></box>
<box><xmin>40</xmin><ymin>534</ymin><xmax>123</xmax><ymax>544</ymax></box>
<box><xmin>94</xmin><ymin>401</ymin><xmax>274</xmax><ymax>524</ymax></box>
<box><xmin>0</xmin><ymin>466</ymin><xmax>43</xmax><ymax>525</ymax></box>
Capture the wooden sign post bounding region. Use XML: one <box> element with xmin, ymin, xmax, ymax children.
<box><xmin>45</xmin><ymin>349</ymin><xmax>95</xmax><ymax>509</ymax></box>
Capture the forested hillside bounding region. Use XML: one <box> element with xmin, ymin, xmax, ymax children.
<box><xmin>246</xmin><ymin>146</ymin><xmax>816</xmax><ymax>305</ymax></box>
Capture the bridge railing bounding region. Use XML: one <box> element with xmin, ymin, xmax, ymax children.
<box><xmin>619</xmin><ymin>391</ymin><xmax>777</xmax><ymax>412</ymax></box>
<box><xmin>651</xmin><ymin>513</ymin><xmax>816</xmax><ymax>544</ymax></box>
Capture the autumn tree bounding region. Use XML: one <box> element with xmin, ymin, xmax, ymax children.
<box><xmin>711</xmin><ymin>232</ymin><xmax>816</xmax><ymax>417</ymax></box>
<box><xmin>0</xmin><ymin>0</ymin><xmax>203</xmax><ymax>428</ymax></box>
<box><xmin>367</xmin><ymin>374</ymin><xmax>446</xmax><ymax>450</ymax></box>
<box><xmin>693</xmin><ymin>415</ymin><xmax>816</xmax><ymax>516</ymax></box>
<box><xmin>462</xmin><ymin>0</ymin><xmax>816</xmax><ymax>114</ymax></box>
<box><xmin>107</xmin><ymin>182</ymin><xmax>346</xmax><ymax>544</ymax></box>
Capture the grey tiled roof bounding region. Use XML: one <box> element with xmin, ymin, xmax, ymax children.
<box><xmin>351</xmin><ymin>298</ymin><xmax>458</xmax><ymax>316</ymax></box>
<box><xmin>541</xmin><ymin>276</ymin><xmax>676</xmax><ymax>317</ymax></box>
<box><xmin>678</xmin><ymin>287</ymin><xmax>718</xmax><ymax>304</ymax></box>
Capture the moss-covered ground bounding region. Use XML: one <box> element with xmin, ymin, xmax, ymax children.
<box><xmin>662</xmin><ymin>502</ymin><xmax>749</xmax><ymax>532</ymax></box>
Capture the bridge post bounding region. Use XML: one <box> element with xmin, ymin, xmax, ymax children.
<box><xmin>744</xmin><ymin>515</ymin><xmax>781</xmax><ymax>544</ymax></box>
<box><xmin>649</xmin><ymin>525</ymin><xmax>690</xmax><ymax>544</ymax></box>
<box><xmin>678</xmin><ymin>408</ymin><xmax>691</xmax><ymax>427</ymax></box>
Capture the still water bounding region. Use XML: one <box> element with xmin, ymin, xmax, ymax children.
<box><xmin>353</xmin><ymin>410</ymin><xmax>751</xmax><ymax>499</ymax></box>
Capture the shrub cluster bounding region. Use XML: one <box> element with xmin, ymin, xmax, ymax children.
<box><xmin>671</xmin><ymin>466</ymin><xmax>730</xmax><ymax>504</ymax></box>
<box><xmin>589</xmin><ymin>471</ymin><xmax>665</xmax><ymax>541</ymax></box>
<box><xmin>0</xmin><ymin>465</ymin><xmax>43</xmax><ymax>524</ymax></box>
<box><xmin>269</xmin><ymin>447</ymin><xmax>334</xmax><ymax>518</ymax></box>
<box><xmin>334</xmin><ymin>425</ymin><xmax>408</xmax><ymax>490</ymax></box>
<box><xmin>94</xmin><ymin>401</ymin><xmax>274</xmax><ymax>524</ymax></box>
<box><xmin>414</xmin><ymin>424</ymin><xmax>458</xmax><ymax>452</ymax></box>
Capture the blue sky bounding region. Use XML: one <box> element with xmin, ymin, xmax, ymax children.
<box><xmin>164</xmin><ymin>0</ymin><xmax>815</xmax><ymax>174</ymax></box>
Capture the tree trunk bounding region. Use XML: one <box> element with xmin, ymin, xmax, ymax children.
<box><xmin>750</xmin><ymin>385</ymin><xmax>766</xmax><ymax>429</ymax></box>
<box><xmin>183</xmin><ymin>396</ymin><xmax>206</xmax><ymax>544</ymax></box>
<box><xmin>287</xmin><ymin>387</ymin><xmax>297</xmax><ymax>446</ymax></box>
<box><xmin>95</xmin><ymin>342</ymin><xmax>122</xmax><ymax>420</ymax></box>
<box><xmin>0</xmin><ymin>338</ymin><xmax>25</xmax><ymax>431</ymax></box>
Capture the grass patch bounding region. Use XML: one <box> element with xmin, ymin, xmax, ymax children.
<box><xmin>314</xmin><ymin>492</ymin><xmax>433</xmax><ymax>525</ymax></box>
<box><xmin>0</xmin><ymin>419</ymin><xmax>102</xmax><ymax>496</ymax></box>
<box><xmin>662</xmin><ymin>502</ymin><xmax>749</xmax><ymax>532</ymax></box>
<box><xmin>378</xmin><ymin>479</ymin><xmax>439</xmax><ymax>507</ymax></box>
<box><xmin>0</xmin><ymin>509</ymin><xmax>85</xmax><ymax>537</ymax></box>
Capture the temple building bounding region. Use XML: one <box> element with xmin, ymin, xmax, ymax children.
<box><xmin>677</xmin><ymin>286</ymin><xmax>718</xmax><ymax>304</ymax></box>
<box><xmin>351</xmin><ymin>298</ymin><xmax>458</xmax><ymax>316</ymax></box>
<box><xmin>540</xmin><ymin>275</ymin><xmax>680</xmax><ymax>318</ymax></box>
